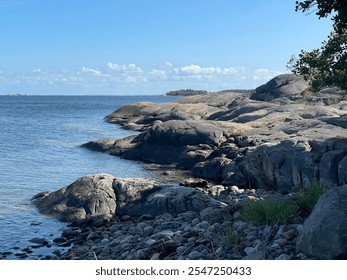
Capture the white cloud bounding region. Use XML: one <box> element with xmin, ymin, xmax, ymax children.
<box><xmin>173</xmin><ymin>65</ymin><xmax>239</xmax><ymax>76</ymax></box>
<box><xmin>253</xmin><ymin>68</ymin><xmax>284</xmax><ymax>81</ymax></box>
<box><xmin>149</xmin><ymin>69</ymin><xmax>168</xmax><ymax>80</ymax></box>
<box><xmin>107</xmin><ymin>63</ymin><xmax>143</xmax><ymax>73</ymax></box>
<box><xmin>81</xmin><ymin>66</ymin><xmax>102</xmax><ymax>76</ymax></box>
<box><xmin>0</xmin><ymin>63</ymin><xmax>284</xmax><ymax>95</ymax></box>
<box><xmin>124</xmin><ymin>76</ymin><xmax>137</xmax><ymax>84</ymax></box>
<box><xmin>165</xmin><ymin>62</ymin><xmax>173</xmax><ymax>68</ymax></box>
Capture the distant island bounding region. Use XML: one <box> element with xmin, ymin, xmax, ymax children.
<box><xmin>163</xmin><ymin>89</ymin><xmax>209</xmax><ymax>96</ymax></box>
<box><xmin>6</xmin><ymin>93</ymin><xmax>27</xmax><ymax>96</ymax></box>
<box><xmin>163</xmin><ymin>88</ymin><xmax>254</xmax><ymax>96</ymax></box>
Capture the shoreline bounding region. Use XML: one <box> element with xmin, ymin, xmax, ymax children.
<box><xmin>15</xmin><ymin>181</ymin><xmax>314</xmax><ymax>260</ymax></box>
<box><xmin>12</xmin><ymin>74</ymin><xmax>347</xmax><ymax>260</ymax></box>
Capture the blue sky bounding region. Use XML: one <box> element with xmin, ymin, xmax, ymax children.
<box><xmin>0</xmin><ymin>0</ymin><xmax>333</xmax><ymax>95</ymax></box>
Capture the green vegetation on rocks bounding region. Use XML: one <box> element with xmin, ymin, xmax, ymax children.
<box><xmin>297</xmin><ymin>182</ymin><xmax>328</xmax><ymax>216</ymax></box>
<box><xmin>241</xmin><ymin>198</ymin><xmax>299</xmax><ymax>226</ymax></box>
<box><xmin>221</xmin><ymin>225</ymin><xmax>241</xmax><ymax>246</ymax></box>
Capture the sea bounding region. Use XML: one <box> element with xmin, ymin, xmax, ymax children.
<box><xmin>0</xmin><ymin>95</ymin><xmax>179</xmax><ymax>259</ymax></box>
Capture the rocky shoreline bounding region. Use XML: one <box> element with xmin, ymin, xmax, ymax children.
<box><xmin>4</xmin><ymin>74</ymin><xmax>346</xmax><ymax>260</ymax></box>
<box><xmin>39</xmin><ymin>185</ymin><xmax>310</xmax><ymax>261</ymax></box>
<box><xmin>83</xmin><ymin>74</ymin><xmax>347</xmax><ymax>192</ymax></box>
<box><xmin>2</xmin><ymin>178</ymin><xmax>312</xmax><ymax>260</ymax></box>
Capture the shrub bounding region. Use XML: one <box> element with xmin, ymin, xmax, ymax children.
<box><xmin>241</xmin><ymin>198</ymin><xmax>299</xmax><ymax>226</ymax></box>
<box><xmin>221</xmin><ymin>225</ymin><xmax>241</xmax><ymax>246</ymax></box>
<box><xmin>297</xmin><ymin>182</ymin><xmax>328</xmax><ymax>216</ymax></box>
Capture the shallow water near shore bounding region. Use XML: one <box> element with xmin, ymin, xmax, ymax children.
<box><xmin>0</xmin><ymin>95</ymin><xmax>179</xmax><ymax>259</ymax></box>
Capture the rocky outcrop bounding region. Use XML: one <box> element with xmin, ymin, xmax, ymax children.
<box><xmin>32</xmin><ymin>174</ymin><xmax>230</xmax><ymax>224</ymax></box>
<box><xmin>296</xmin><ymin>185</ymin><xmax>347</xmax><ymax>259</ymax></box>
<box><xmin>30</xmin><ymin>185</ymin><xmax>312</xmax><ymax>261</ymax></box>
<box><xmin>230</xmin><ymin>138</ymin><xmax>347</xmax><ymax>191</ymax></box>
<box><xmin>114</xmin><ymin>178</ymin><xmax>230</xmax><ymax>222</ymax></box>
<box><xmin>32</xmin><ymin>174</ymin><xmax>116</xmax><ymax>222</ymax></box>
<box><xmin>83</xmin><ymin>74</ymin><xmax>347</xmax><ymax>192</ymax></box>
<box><xmin>250</xmin><ymin>74</ymin><xmax>309</xmax><ymax>101</ymax></box>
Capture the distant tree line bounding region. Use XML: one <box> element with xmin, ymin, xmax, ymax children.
<box><xmin>164</xmin><ymin>89</ymin><xmax>209</xmax><ymax>96</ymax></box>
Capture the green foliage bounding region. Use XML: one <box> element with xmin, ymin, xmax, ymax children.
<box><xmin>289</xmin><ymin>1</ymin><xmax>347</xmax><ymax>91</ymax></box>
<box><xmin>165</xmin><ymin>89</ymin><xmax>208</xmax><ymax>96</ymax></box>
<box><xmin>241</xmin><ymin>198</ymin><xmax>299</xmax><ymax>226</ymax></box>
<box><xmin>295</xmin><ymin>0</ymin><xmax>347</xmax><ymax>32</ymax></box>
<box><xmin>288</xmin><ymin>29</ymin><xmax>347</xmax><ymax>91</ymax></box>
<box><xmin>297</xmin><ymin>181</ymin><xmax>328</xmax><ymax>216</ymax></box>
<box><xmin>221</xmin><ymin>225</ymin><xmax>241</xmax><ymax>246</ymax></box>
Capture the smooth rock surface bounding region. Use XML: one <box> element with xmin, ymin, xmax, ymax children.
<box><xmin>32</xmin><ymin>174</ymin><xmax>116</xmax><ymax>222</ymax></box>
<box><xmin>83</xmin><ymin>74</ymin><xmax>347</xmax><ymax>191</ymax></box>
<box><xmin>296</xmin><ymin>185</ymin><xmax>347</xmax><ymax>259</ymax></box>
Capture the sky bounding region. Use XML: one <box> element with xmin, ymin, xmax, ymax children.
<box><xmin>0</xmin><ymin>0</ymin><xmax>334</xmax><ymax>95</ymax></box>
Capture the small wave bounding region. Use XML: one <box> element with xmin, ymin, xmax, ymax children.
<box><xmin>60</xmin><ymin>123</ymin><xmax>105</xmax><ymax>134</ymax></box>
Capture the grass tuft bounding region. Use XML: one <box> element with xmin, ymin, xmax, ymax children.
<box><xmin>221</xmin><ymin>225</ymin><xmax>241</xmax><ymax>246</ymax></box>
<box><xmin>241</xmin><ymin>198</ymin><xmax>299</xmax><ymax>226</ymax></box>
<box><xmin>297</xmin><ymin>181</ymin><xmax>328</xmax><ymax>216</ymax></box>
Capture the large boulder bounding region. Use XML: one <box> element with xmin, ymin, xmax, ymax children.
<box><xmin>250</xmin><ymin>74</ymin><xmax>309</xmax><ymax>101</ymax></box>
<box><xmin>113</xmin><ymin>178</ymin><xmax>230</xmax><ymax>222</ymax></box>
<box><xmin>32</xmin><ymin>174</ymin><xmax>116</xmax><ymax>222</ymax></box>
<box><xmin>33</xmin><ymin>175</ymin><xmax>231</xmax><ymax>224</ymax></box>
<box><xmin>296</xmin><ymin>185</ymin><xmax>347</xmax><ymax>259</ymax></box>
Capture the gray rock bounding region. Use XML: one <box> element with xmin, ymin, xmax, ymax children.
<box><xmin>152</xmin><ymin>230</ymin><xmax>175</xmax><ymax>240</ymax></box>
<box><xmin>114</xmin><ymin>178</ymin><xmax>228</xmax><ymax>217</ymax></box>
<box><xmin>143</xmin><ymin>226</ymin><xmax>154</xmax><ymax>237</ymax></box>
<box><xmin>32</xmin><ymin>174</ymin><xmax>116</xmax><ymax>222</ymax></box>
<box><xmin>296</xmin><ymin>185</ymin><xmax>347</xmax><ymax>259</ymax></box>
<box><xmin>145</xmin><ymin>238</ymin><xmax>158</xmax><ymax>247</ymax></box>
<box><xmin>250</xmin><ymin>74</ymin><xmax>309</xmax><ymax>101</ymax></box>
<box><xmin>136</xmin><ymin>120</ymin><xmax>233</xmax><ymax>167</ymax></box>
<box><xmin>187</xmin><ymin>251</ymin><xmax>204</xmax><ymax>260</ymax></box>
<box><xmin>194</xmin><ymin>221</ymin><xmax>210</xmax><ymax>230</ymax></box>
<box><xmin>176</xmin><ymin>246</ymin><xmax>187</xmax><ymax>254</ymax></box>
<box><xmin>276</xmin><ymin>253</ymin><xmax>291</xmax><ymax>260</ymax></box>
<box><xmin>200</xmin><ymin>206</ymin><xmax>232</xmax><ymax>224</ymax></box>
<box><xmin>338</xmin><ymin>155</ymin><xmax>347</xmax><ymax>185</ymax></box>
<box><xmin>81</xmin><ymin>75</ymin><xmax>347</xmax><ymax>192</ymax></box>
<box><xmin>319</xmin><ymin>150</ymin><xmax>346</xmax><ymax>187</ymax></box>
<box><xmin>29</xmin><ymin>238</ymin><xmax>49</xmax><ymax>246</ymax></box>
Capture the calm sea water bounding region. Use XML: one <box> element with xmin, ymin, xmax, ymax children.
<box><xmin>0</xmin><ymin>95</ymin><xmax>178</xmax><ymax>259</ymax></box>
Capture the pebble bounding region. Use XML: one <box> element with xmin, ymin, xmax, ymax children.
<box><xmin>176</xmin><ymin>246</ymin><xmax>186</xmax><ymax>254</ymax></box>
<box><xmin>187</xmin><ymin>251</ymin><xmax>204</xmax><ymax>260</ymax></box>
<box><xmin>28</xmin><ymin>238</ymin><xmax>49</xmax><ymax>247</ymax></box>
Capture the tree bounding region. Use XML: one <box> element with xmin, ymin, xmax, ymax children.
<box><xmin>295</xmin><ymin>0</ymin><xmax>347</xmax><ymax>32</ymax></box>
<box><xmin>288</xmin><ymin>0</ymin><xmax>347</xmax><ymax>91</ymax></box>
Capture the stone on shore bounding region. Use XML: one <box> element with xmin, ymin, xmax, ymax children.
<box><xmin>32</xmin><ymin>174</ymin><xmax>116</xmax><ymax>222</ymax></box>
<box><xmin>250</xmin><ymin>74</ymin><xmax>309</xmax><ymax>101</ymax></box>
<box><xmin>296</xmin><ymin>185</ymin><xmax>347</xmax><ymax>259</ymax></box>
<box><xmin>32</xmin><ymin>174</ymin><xmax>231</xmax><ymax>224</ymax></box>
